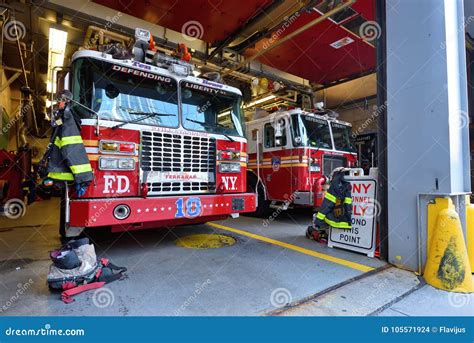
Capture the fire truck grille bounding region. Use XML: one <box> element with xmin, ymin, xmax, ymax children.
<box><xmin>141</xmin><ymin>131</ymin><xmax>216</xmax><ymax>195</ymax></box>
<box><xmin>323</xmin><ymin>155</ymin><xmax>347</xmax><ymax>176</ymax></box>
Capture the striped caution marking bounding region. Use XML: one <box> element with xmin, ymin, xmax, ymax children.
<box><xmin>208</xmin><ymin>223</ymin><xmax>374</xmax><ymax>273</ymax></box>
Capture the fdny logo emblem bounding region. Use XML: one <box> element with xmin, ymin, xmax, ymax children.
<box><xmin>221</xmin><ymin>176</ymin><xmax>238</xmax><ymax>191</ymax></box>
<box><xmin>271</xmin><ymin>157</ymin><xmax>281</xmax><ymax>172</ymax></box>
<box><xmin>103</xmin><ymin>175</ymin><xmax>130</xmax><ymax>194</ymax></box>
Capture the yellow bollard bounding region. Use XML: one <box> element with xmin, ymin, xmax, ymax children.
<box><xmin>427</xmin><ymin>198</ymin><xmax>454</xmax><ymax>248</ymax></box>
<box><xmin>466</xmin><ymin>196</ymin><xmax>474</xmax><ymax>272</ymax></box>
<box><xmin>424</xmin><ymin>206</ymin><xmax>473</xmax><ymax>293</ymax></box>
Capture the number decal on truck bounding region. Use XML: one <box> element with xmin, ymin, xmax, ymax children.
<box><xmin>175</xmin><ymin>197</ymin><xmax>203</xmax><ymax>218</ymax></box>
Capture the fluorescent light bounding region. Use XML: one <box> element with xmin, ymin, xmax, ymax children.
<box><xmin>47</xmin><ymin>27</ymin><xmax>68</xmax><ymax>93</ymax></box>
<box><xmin>244</xmin><ymin>94</ymin><xmax>276</xmax><ymax>109</ymax></box>
<box><xmin>218</xmin><ymin>110</ymin><xmax>231</xmax><ymax>118</ymax></box>
<box><xmin>45</xmin><ymin>99</ymin><xmax>56</xmax><ymax>108</ymax></box>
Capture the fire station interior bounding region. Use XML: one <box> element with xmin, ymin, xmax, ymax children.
<box><xmin>0</xmin><ymin>0</ymin><xmax>473</xmax><ymax>316</ymax></box>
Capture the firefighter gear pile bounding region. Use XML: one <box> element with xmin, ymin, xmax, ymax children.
<box><xmin>47</xmin><ymin>238</ymin><xmax>127</xmax><ymax>303</ymax></box>
<box><xmin>40</xmin><ymin>93</ymin><xmax>93</xmax><ymax>195</ymax></box>
<box><xmin>314</xmin><ymin>169</ymin><xmax>352</xmax><ymax>229</ymax></box>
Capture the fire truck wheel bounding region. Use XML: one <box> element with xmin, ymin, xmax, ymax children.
<box><xmin>253</xmin><ymin>186</ymin><xmax>271</xmax><ymax>217</ymax></box>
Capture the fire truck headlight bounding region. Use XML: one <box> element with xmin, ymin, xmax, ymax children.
<box><xmin>118</xmin><ymin>158</ymin><xmax>135</xmax><ymax>170</ymax></box>
<box><xmin>99</xmin><ymin>157</ymin><xmax>135</xmax><ymax>170</ymax></box>
<box><xmin>219</xmin><ymin>162</ymin><xmax>241</xmax><ymax>173</ymax></box>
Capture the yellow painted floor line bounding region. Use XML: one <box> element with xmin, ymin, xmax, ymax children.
<box><xmin>208</xmin><ymin>222</ymin><xmax>374</xmax><ymax>273</ymax></box>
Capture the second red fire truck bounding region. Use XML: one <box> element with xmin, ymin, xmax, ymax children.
<box><xmin>246</xmin><ymin>109</ymin><xmax>357</xmax><ymax>215</ymax></box>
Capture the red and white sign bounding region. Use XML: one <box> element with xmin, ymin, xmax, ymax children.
<box><xmin>328</xmin><ymin>177</ymin><xmax>378</xmax><ymax>257</ymax></box>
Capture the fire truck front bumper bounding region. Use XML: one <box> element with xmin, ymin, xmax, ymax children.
<box><xmin>69</xmin><ymin>193</ymin><xmax>256</xmax><ymax>227</ymax></box>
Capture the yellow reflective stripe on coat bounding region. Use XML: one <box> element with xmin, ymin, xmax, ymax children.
<box><xmin>54</xmin><ymin>136</ymin><xmax>84</xmax><ymax>148</ymax></box>
<box><xmin>316</xmin><ymin>212</ymin><xmax>326</xmax><ymax>220</ymax></box>
<box><xmin>70</xmin><ymin>163</ymin><xmax>92</xmax><ymax>174</ymax></box>
<box><xmin>344</xmin><ymin>197</ymin><xmax>353</xmax><ymax>204</ymax></box>
<box><xmin>48</xmin><ymin>172</ymin><xmax>74</xmax><ymax>181</ymax></box>
<box><xmin>325</xmin><ymin>192</ymin><xmax>337</xmax><ymax>203</ymax></box>
<box><xmin>325</xmin><ymin>218</ymin><xmax>351</xmax><ymax>229</ymax></box>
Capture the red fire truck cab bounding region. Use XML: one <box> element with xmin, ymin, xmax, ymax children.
<box><xmin>246</xmin><ymin>109</ymin><xmax>357</xmax><ymax>214</ymax></box>
<box><xmin>60</xmin><ymin>48</ymin><xmax>255</xmax><ymax>237</ymax></box>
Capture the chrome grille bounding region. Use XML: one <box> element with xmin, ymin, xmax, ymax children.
<box><xmin>141</xmin><ymin>131</ymin><xmax>216</xmax><ymax>195</ymax></box>
<box><xmin>323</xmin><ymin>155</ymin><xmax>347</xmax><ymax>176</ymax></box>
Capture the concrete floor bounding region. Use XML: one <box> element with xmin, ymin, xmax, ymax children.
<box><xmin>0</xmin><ymin>198</ymin><xmax>471</xmax><ymax>316</ymax></box>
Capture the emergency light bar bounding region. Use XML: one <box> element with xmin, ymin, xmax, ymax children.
<box><xmin>152</xmin><ymin>52</ymin><xmax>193</xmax><ymax>76</ymax></box>
<box><xmin>218</xmin><ymin>150</ymin><xmax>240</xmax><ymax>160</ymax></box>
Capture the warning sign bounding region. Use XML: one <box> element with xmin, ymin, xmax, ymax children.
<box><xmin>328</xmin><ymin>177</ymin><xmax>378</xmax><ymax>257</ymax></box>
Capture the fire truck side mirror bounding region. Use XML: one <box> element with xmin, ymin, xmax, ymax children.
<box><xmin>274</xmin><ymin>118</ymin><xmax>285</xmax><ymax>138</ymax></box>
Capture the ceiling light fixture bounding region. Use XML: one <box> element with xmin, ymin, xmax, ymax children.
<box><xmin>46</xmin><ymin>26</ymin><xmax>68</xmax><ymax>93</ymax></box>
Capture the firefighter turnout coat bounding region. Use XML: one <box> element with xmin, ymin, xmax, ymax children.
<box><xmin>314</xmin><ymin>170</ymin><xmax>352</xmax><ymax>229</ymax></box>
<box><xmin>46</xmin><ymin>104</ymin><xmax>93</xmax><ymax>184</ymax></box>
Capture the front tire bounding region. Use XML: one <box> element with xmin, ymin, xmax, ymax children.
<box><xmin>252</xmin><ymin>185</ymin><xmax>271</xmax><ymax>217</ymax></box>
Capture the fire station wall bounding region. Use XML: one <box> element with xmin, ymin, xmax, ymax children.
<box><xmin>386</xmin><ymin>0</ymin><xmax>471</xmax><ymax>272</ymax></box>
<box><xmin>336</xmin><ymin>98</ymin><xmax>378</xmax><ymax>136</ymax></box>
<box><xmin>315</xmin><ymin>74</ymin><xmax>377</xmax><ymax>136</ymax></box>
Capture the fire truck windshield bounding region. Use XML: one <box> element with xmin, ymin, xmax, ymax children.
<box><xmin>181</xmin><ymin>81</ymin><xmax>244</xmax><ymax>137</ymax></box>
<box><xmin>331</xmin><ymin>122</ymin><xmax>356</xmax><ymax>152</ymax></box>
<box><xmin>292</xmin><ymin>114</ymin><xmax>332</xmax><ymax>149</ymax></box>
<box><xmin>71</xmin><ymin>58</ymin><xmax>179</xmax><ymax>128</ymax></box>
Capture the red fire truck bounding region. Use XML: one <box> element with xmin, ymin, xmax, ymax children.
<box><xmin>57</xmin><ymin>47</ymin><xmax>255</xmax><ymax>237</ymax></box>
<box><xmin>246</xmin><ymin>109</ymin><xmax>357</xmax><ymax>215</ymax></box>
